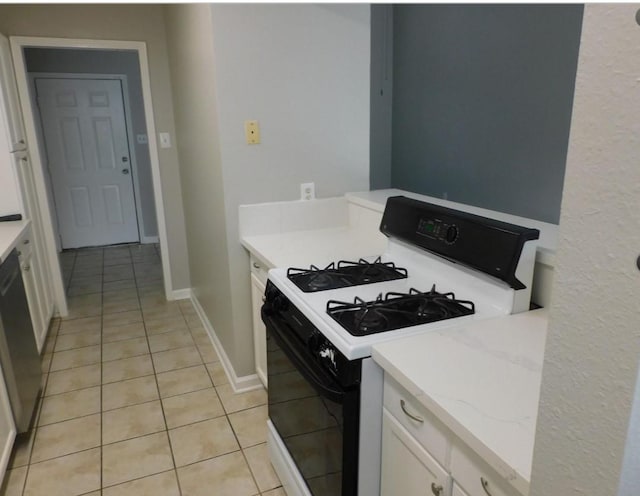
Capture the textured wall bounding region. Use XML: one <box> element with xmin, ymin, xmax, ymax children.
<box><xmin>390</xmin><ymin>5</ymin><xmax>582</xmax><ymax>223</ymax></box>
<box><xmin>530</xmin><ymin>5</ymin><xmax>640</xmax><ymax>495</ymax></box>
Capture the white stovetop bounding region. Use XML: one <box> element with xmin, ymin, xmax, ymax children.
<box><xmin>0</xmin><ymin>220</ymin><xmax>29</xmax><ymax>263</ymax></box>
<box><xmin>372</xmin><ymin>308</ymin><xmax>548</xmax><ymax>495</ymax></box>
<box><xmin>267</xmin><ymin>241</ymin><xmax>517</xmax><ymax>360</ymax></box>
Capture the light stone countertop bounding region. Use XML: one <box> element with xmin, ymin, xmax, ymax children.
<box><xmin>372</xmin><ymin>308</ymin><xmax>548</xmax><ymax>495</ymax></box>
<box><xmin>241</xmin><ymin>226</ymin><xmax>388</xmax><ymax>270</ymax></box>
<box><xmin>0</xmin><ymin>220</ymin><xmax>30</xmax><ymax>264</ymax></box>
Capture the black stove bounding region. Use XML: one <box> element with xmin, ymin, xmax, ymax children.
<box><xmin>326</xmin><ymin>285</ymin><xmax>475</xmax><ymax>336</ymax></box>
<box><xmin>287</xmin><ymin>257</ymin><xmax>408</xmax><ymax>292</ymax></box>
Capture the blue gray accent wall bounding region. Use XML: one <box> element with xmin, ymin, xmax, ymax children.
<box><xmin>370</xmin><ymin>5</ymin><xmax>393</xmax><ymax>190</ymax></box>
<box><xmin>383</xmin><ymin>5</ymin><xmax>583</xmax><ymax>223</ymax></box>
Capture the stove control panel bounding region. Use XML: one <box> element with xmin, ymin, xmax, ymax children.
<box><xmin>381</xmin><ymin>196</ymin><xmax>540</xmax><ymax>290</ymax></box>
<box><xmin>418</xmin><ymin>218</ymin><xmax>459</xmax><ymax>245</ymax></box>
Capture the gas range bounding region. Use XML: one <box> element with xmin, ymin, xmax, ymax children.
<box><xmin>263</xmin><ymin>196</ymin><xmax>540</xmax><ymax>496</ymax></box>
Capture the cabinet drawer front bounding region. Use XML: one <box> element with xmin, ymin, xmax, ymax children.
<box><xmin>249</xmin><ymin>254</ymin><xmax>269</xmax><ymax>285</ymax></box>
<box><xmin>451</xmin><ymin>443</ymin><xmax>521</xmax><ymax>496</ymax></box>
<box><xmin>381</xmin><ymin>409</ymin><xmax>450</xmax><ymax>496</ymax></box>
<box><xmin>383</xmin><ymin>375</ymin><xmax>450</xmax><ymax>468</ymax></box>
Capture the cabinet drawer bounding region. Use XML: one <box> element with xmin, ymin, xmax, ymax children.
<box><xmin>383</xmin><ymin>375</ymin><xmax>450</xmax><ymax>468</ymax></box>
<box><xmin>381</xmin><ymin>409</ymin><xmax>450</xmax><ymax>496</ymax></box>
<box><xmin>451</xmin><ymin>442</ymin><xmax>521</xmax><ymax>496</ymax></box>
<box><xmin>249</xmin><ymin>254</ymin><xmax>269</xmax><ymax>285</ymax></box>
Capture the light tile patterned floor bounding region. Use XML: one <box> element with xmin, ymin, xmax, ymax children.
<box><xmin>0</xmin><ymin>244</ymin><xmax>282</xmax><ymax>496</ymax></box>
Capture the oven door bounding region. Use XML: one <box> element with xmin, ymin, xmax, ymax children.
<box><xmin>265</xmin><ymin>316</ymin><xmax>360</xmax><ymax>496</ymax></box>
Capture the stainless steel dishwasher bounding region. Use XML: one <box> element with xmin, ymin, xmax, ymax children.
<box><xmin>0</xmin><ymin>249</ymin><xmax>42</xmax><ymax>432</ymax></box>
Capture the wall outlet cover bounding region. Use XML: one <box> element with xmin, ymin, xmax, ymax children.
<box><xmin>301</xmin><ymin>182</ymin><xmax>315</xmax><ymax>201</ymax></box>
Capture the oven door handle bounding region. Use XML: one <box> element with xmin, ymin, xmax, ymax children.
<box><xmin>264</xmin><ymin>315</ymin><xmax>346</xmax><ymax>403</ymax></box>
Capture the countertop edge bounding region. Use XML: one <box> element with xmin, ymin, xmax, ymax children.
<box><xmin>372</xmin><ymin>346</ymin><xmax>531</xmax><ymax>495</ymax></box>
<box><xmin>0</xmin><ymin>220</ymin><xmax>31</xmax><ymax>264</ymax></box>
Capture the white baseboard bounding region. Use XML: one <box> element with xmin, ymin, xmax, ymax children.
<box><xmin>169</xmin><ymin>288</ymin><xmax>192</xmax><ymax>301</ymax></box>
<box><xmin>141</xmin><ymin>235</ymin><xmax>159</xmax><ymax>244</ymax></box>
<box><xmin>190</xmin><ymin>293</ymin><xmax>263</xmax><ymax>393</ymax></box>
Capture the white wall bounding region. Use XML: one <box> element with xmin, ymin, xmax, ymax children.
<box><xmin>529</xmin><ymin>5</ymin><xmax>640</xmax><ymax>495</ymax></box>
<box><xmin>211</xmin><ymin>4</ymin><xmax>371</xmax><ymax>377</ymax></box>
<box><xmin>165</xmin><ymin>4</ymin><xmax>371</xmax><ymax>379</ymax></box>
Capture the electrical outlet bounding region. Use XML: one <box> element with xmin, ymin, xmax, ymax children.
<box><xmin>301</xmin><ymin>182</ymin><xmax>315</xmax><ymax>201</ymax></box>
<box><xmin>244</xmin><ymin>120</ymin><xmax>260</xmax><ymax>144</ymax></box>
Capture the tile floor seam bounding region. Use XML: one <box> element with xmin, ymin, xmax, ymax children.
<box><xmin>136</xmin><ymin>274</ymin><xmax>184</xmax><ymax>496</ymax></box>
<box><xmin>5</xmin><ymin>244</ymin><xmax>280</xmax><ymax>496</ymax></box>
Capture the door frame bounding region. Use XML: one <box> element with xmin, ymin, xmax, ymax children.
<box><xmin>29</xmin><ymin>72</ymin><xmax>153</xmax><ymax>249</ymax></box>
<box><xmin>10</xmin><ymin>37</ymin><xmax>175</xmax><ymax>316</ymax></box>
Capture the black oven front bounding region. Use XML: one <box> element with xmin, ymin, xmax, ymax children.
<box><xmin>262</xmin><ymin>281</ymin><xmax>362</xmax><ymax>496</ymax></box>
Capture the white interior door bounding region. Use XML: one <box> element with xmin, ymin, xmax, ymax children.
<box><xmin>35</xmin><ymin>78</ymin><xmax>139</xmax><ymax>249</ymax></box>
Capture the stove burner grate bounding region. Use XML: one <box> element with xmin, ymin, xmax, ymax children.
<box><xmin>287</xmin><ymin>257</ymin><xmax>408</xmax><ymax>292</ymax></box>
<box><xmin>326</xmin><ymin>285</ymin><xmax>475</xmax><ymax>336</ymax></box>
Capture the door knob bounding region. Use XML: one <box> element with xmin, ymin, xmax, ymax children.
<box><xmin>122</xmin><ymin>169</ymin><xmax>130</xmax><ymax>175</ymax></box>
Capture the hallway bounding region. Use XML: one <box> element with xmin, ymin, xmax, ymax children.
<box><xmin>1</xmin><ymin>244</ymin><xmax>281</xmax><ymax>496</ymax></box>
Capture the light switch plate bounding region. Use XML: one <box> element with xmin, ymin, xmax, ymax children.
<box><xmin>244</xmin><ymin>120</ymin><xmax>260</xmax><ymax>144</ymax></box>
<box><xmin>159</xmin><ymin>132</ymin><xmax>171</xmax><ymax>148</ymax></box>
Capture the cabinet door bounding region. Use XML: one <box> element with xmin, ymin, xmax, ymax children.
<box><xmin>452</xmin><ymin>482</ymin><xmax>471</xmax><ymax>496</ymax></box>
<box><xmin>381</xmin><ymin>408</ymin><xmax>451</xmax><ymax>496</ymax></box>
<box><xmin>19</xmin><ymin>248</ymin><xmax>47</xmax><ymax>352</ymax></box>
<box><xmin>0</xmin><ymin>354</ymin><xmax>17</xmax><ymax>479</ymax></box>
<box><xmin>0</xmin><ymin>33</ymin><xmax>26</xmax><ymax>151</ymax></box>
<box><xmin>13</xmin><ymin>156</ymin><xmax>53</xmax><ymax>344</ymax></box>
<box><xmin>250</xmin><ymin>273</ymin><xmax>267</xmax><ymax>387</ymax></box>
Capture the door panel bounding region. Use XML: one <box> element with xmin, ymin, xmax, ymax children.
<box><xmin>36</xmin><ymin>78</ymin><xmax>139</xmax><ymax>248</ymax></box>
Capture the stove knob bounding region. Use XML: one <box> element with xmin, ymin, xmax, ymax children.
<box><xmin>445</xmin><ymin>225</ymin><xmax>458</xmax><ymax>244</ymax></box>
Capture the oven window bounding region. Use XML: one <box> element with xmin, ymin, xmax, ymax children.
<box><xmin>267</xmin><ymin>328</ymin><xmax>353</xmax><ymax>495</ymax></box>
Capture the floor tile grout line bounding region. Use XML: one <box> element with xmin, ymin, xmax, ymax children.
<box><xmin>134</xmin><ymin>263</ymin><xmax>184</xmax><ymax>496</ymax></box>
<box><xmin>22</xmin><ymin>244</ymin><xmax>273</xmax><ymax>494</ymax></box>
<box><xmin>100</xmin><ymin>249</ymin><xmax>105</xmax><ymax>494</ymax></box>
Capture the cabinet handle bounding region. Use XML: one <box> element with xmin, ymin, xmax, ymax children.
<box><xmin>431</xmin><ymin>482</ymin><xmax>443</xmax><ymax>496</ymax></box>
<box><xmin>400</xmin><ymin>399</ymin><xmax>423</xmax><ymax>423</ymax></box>
<box><xmin>252</xmin><ymin>262</ymin><xmax>260</xmax><ymax>269</ymax></box>
<box><xmin>23</xmin><ymin>239</ymin><xmax>30</xmax><ymax>244</ymax></box>
<box><xmin>481</xmin><ymin>477</ymin><xmax>493</xmax><ymax>496</ymax></box>
<box><xmin>23</xmin><ymin>265</ymin><xmax>31</xmax><ymax>272</ymax></box>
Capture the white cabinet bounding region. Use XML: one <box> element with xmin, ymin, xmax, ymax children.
<box><xmin>381</xmin><ymin>375</ymin><xmax>523</xmax><ymax>496</ymax></box>
<box><xmin>450</xmin><ymin>442</ymin><xmax>519</xmax><ymax>496</ymax></box>
<box><xmin>16</xmin><ymin>228</ymin><xmax>48</xmax><ymax>352</ymax></box>
<box><xmin>13</xmin><ymin>155</ymin><xmax>53</xmax><ymax>353</ymax></box>
<box><xmin>452</xmin><ymin>482</ymin><xmax>471</xmax><ymax>496</ymax></box>
<box><xmin>381</xmin><ymin>409</ymin><xmax>450</xmax><ymax>496</ymax></box>
<box><xmin>249</xmin><ymin>255</ymin><xmax>269</xmax><ymax>387</ymax></box>
<box><xmin>0</xmin><ymin>34</ymin><xmax>26</xmax><ymax>152</ymax></box>
<box><xmin>0</xmin><ymin>354</ymin><xmax>16</xmax><ymax>481</ymax></box>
